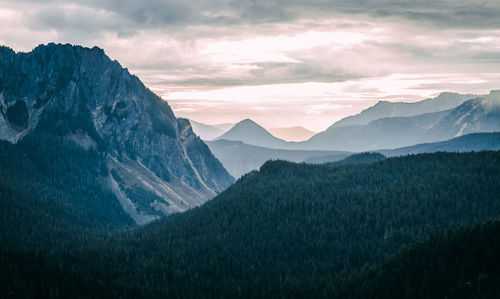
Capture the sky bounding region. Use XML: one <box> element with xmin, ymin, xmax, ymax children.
<box><xmin>1</xmin><ymin>1</ymin><xmax>500</xmax><ymax>131</ymax></box>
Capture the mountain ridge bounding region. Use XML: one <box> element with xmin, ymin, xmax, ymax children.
<box><xmin>299</xmin><ymin>93</ymin><xmax>500</xmax><ymax>151</ymax></box>
<box><xmin>0</xmin><ymin>43</ymin><xmax>234</xmax><ymax>225</ymax></box>
<box><xmin>329</xmin><ymin>92</ymin><xmax>479</xmax><ymax>129</ymax></box>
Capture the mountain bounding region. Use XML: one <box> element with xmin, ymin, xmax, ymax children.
<box><xmin>197</xmin><ymin>92</ymin><xmax>495</xmax><ymax>153</ymax></box>
<box><xmin>330</xmin><ymin>92</ymin><xmax>477</xmax><ymax>128</ymax></box>
<box><xmin>206</xmin><ymin>139</ymin><xmax>349</xmax><ymax>177</ymax></box>
<box><xmin>301</xmin><ymin>110</ymin><xmax>450</xmax><ymax>151</ymax></box>
<box><xmin>214</xmin><ymin>118</ymin><xmax>291</xmax><ymax>149</ymax></box>
<box><xmin>300</xmin><ymin>94</ymin><xmax>500</xmax><ymax>151</ymax></box>
<box><xmin>268</xmin><ymin>126</ymin><xmax>316</xmax><ymax>142</ymax></box>
<box><xmin>207</xmin><ymin>96</ymin><xmax>500</xmax><ymax>170</ymax></box>
<box><xmin>380</xmin><ymin>132</ymin><xmax>500</xmax><ymax>156</ymax></box>
<box><xmin>426</xmin><ymin>90</ymin><xmax>500</xmax><ymax>141</ymax></box>
<box><xmin>188</xmin><ymin>119</ymin><xmax>234</xmax><ymax>140</ymax></box>
<box><xmin>3</xmin><ymin>151</ymin><xmax>499</xmax><ymax>298</ymax></box>
<box><xmin>0</xmin><ymin>43</ymin><xmax>234</xmax><ymax>226</ymax></box>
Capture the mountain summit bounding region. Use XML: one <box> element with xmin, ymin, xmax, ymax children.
<box><xmin>0</xmin><ymin>43</ymin><xmax>234</xmax><ymax>224</ymax></box>
<box><xmin>215</xmin><ymin>118</ymin><xmax>290</xmax><ymax>149</ymax></box>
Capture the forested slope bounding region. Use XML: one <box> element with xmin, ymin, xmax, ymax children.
<box><xmin>0</xmin><ymin>134</ymin><xmax>133</xmax><ymax>252</ymax></box>
<box><xmin>1</xmin><ymin>151</ymin><xmax>500</xmax><ymax>298</ymax></box>
<box><xmin>333</xmin><ymin>221</ymin><xmax>500</xmax><ymax>298</ymax></box>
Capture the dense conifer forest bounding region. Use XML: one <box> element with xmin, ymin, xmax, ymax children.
<box><xmin>1</xmin><ymin>151</ymin><xmax>500</xmax><ymax>298</ymax></box>
<box><xmin>0</xmin><ymin>133</ymin><xmax>133</xmax><ymax>252</ymax></box>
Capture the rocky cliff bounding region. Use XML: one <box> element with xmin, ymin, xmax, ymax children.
<box><xmin>0</xmin><ymin>43</ymin><xmax>234</xmax><ymax>224</ymax></box>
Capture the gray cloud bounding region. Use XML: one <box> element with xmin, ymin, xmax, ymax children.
<box><xmin>8</xmin><ymin>0</ymin><xmax>500</xmax><ymax>33</ymax></box>
<box><xmin>2</xmin><ymin>0</ymin><xmax>500</xmax><ymax>130</ymax></box>
<box><xmin>28</xmin><ymin>6</ymin><xmax>125</xmax><ymax>35</ymax></box>
<box><xmin>143</xmin><ymin>61</ymin><xmax>364</xmax><ymax>88</ymax></box>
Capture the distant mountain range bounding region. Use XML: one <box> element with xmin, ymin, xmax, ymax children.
<box><xmin>207</xmin><ymin>91</ymin><xmax>500</xmax><ymax>175</ymax></box>
<box><xmin>300</xmin><ymin>91</ymin><xmax>499</xmax><ymax>151</ymax></box>
<box><xmin>0</xmin><ymin>43</ymin><xmax>234</xmax><ymax>226</ymax></box>
<box><xmin>212</xmin><ymin>92</ymin><xmax>500</xmax><ymax>153</ymax></box>
<box><xmin>208</xmin><ymin>132</ymin><xmax>500</xmax><ymax>176</ymax></box>
<box><xmin>329</xmin><ymin>92</ymin><xmax>478</xmax><ymax>128</ymax></box>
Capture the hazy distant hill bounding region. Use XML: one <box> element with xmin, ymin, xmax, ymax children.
<box><xmin>215</xmin><ymin>119</ymin><xmax>292</xmax><ymax>149</ymax></box>
<box><xmin>207</xmin><ymin>139</ymin><xmax>349</xmax><ymax>177</ymax></box>
<box><xmin>212</xmin><ymin>131</ymin><xmax>500</xmax><ymax>174</ymax></box>
<box><xmin>268</xmin><ymin>126</ymin><xmax>316</xmax><ymax>142</ymax></box>
<box><xmin>330</xmin><ymin>92</ymin><xmax>477</xmax><ymax>128</ymax></box>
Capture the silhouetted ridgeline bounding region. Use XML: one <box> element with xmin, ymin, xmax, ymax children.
<box><xmin>1</xmin><ymin>151</ymin><xmax>499</xmax><ymax>298</ymax></box>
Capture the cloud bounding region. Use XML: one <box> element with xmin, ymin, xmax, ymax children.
<box><xmin>306</xmin><ymin>103</ymin><xmax>352</xmax><ymax>115</ymax></box>
<box><xmin>28</xmin><ymin>5</ymin><xmax>125</xmax><ymax>36</ymax></box>
<box><xmin>5</xmin><ymin>0</ymin><xmax>500</xmax><ymax>34</ymax></box>
<box><xmin>2</xmin><ymin>0</ymin><xmax>500</xmax><ymax>129</ymax></box>
<box><xmin>151</xmin><ymin>62</ymin><xmax>362</xmax><ymax>87</ymax></box>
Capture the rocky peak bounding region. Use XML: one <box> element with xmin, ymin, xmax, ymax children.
<box><xmin>0</xmin><ymin>43</ymin><xmax>234</xmax><ymax>224</ymax></box>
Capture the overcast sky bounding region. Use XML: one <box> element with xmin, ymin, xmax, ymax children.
<box><xmin>2</xmin><ymin>0</ymin><xmax>500</xmax><ymax>131</ymax></box>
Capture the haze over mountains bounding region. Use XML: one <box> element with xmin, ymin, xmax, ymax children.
<box><xmin>208</xmin><ymin>92</ymin><xmax>499</xmax><ymax>152</ymax></box>
<box><xmin>0</xmin><ymin>44</ymin><xmax>233</xmax><ymax>225</ymax></box>
<box><xmin>304</xmin><ymin>91</ymin><xmax>500</xmax><ymax>151</ymax></box>
<box><xmin>329</xmin><ymin>92</ymin><xmax>478</xmax><ymax>128</ymax></box>
<box><xmin>204</xmin><ymin>91</ymin><xmax>500</xmax><ymax>176</ymax></box>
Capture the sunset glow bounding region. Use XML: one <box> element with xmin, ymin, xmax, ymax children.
<box><xmin>2</xmin><ymin>0</ymin><xmax>500</xmax><ymax>130</ymax></box>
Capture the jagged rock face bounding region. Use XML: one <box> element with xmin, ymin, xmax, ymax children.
<box><xmin>0</xmin><ymin>43</ymin><xmax>234</xmax><ymax>224</ymax></box>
